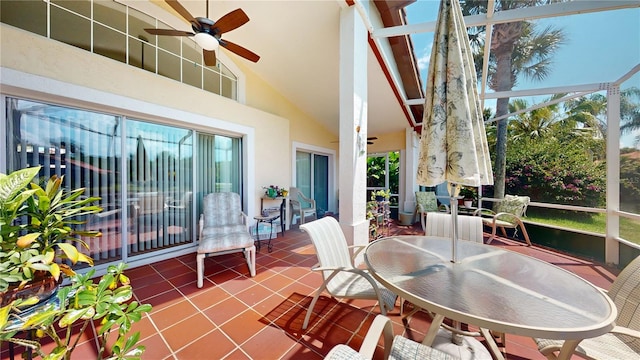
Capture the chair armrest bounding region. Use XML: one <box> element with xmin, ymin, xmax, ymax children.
<box><xmin>241</xmin><ymin>212</ymin><xmax>248</xmax><ymax>226</ymax></box>
<box><xmin>348</xmin><ymin>245</ymin><xmax>366</xmax><ymax>258</ymax></box>
<box><xmin>199</xmin><ymin>214</ymin><xmax>204</xmax><ymax>240</ymax></box>
<box><xmin>473</xmin><ymin>208</ymin><xmax>495</xmax><ymax>217</ymax></box>
<box><xmin>358</xmin><ymin>314</ymin><xmax>394</xmax><ymax>359</ymax></box>
<box><xmin>298</xmin><ymin>192</ymin><xmax>316</xmax><ymax>208</ymax></box>
<box><xmin>439</xmin><ymin>204</ymin><xmax>450</xmax><ymax>213</ymax></box>
<box><xmin>611</xmin><ymin>325</ymin><xmax>640</xmax><ymax>339</ymax></box>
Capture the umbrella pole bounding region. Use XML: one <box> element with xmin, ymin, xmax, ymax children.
<box><xmin>449</xmin><ymin>184</ymin><xmax>459</xmax><ymax>263</ymax></box>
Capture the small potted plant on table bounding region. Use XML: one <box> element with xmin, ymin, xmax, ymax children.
<box><xmin>459</xmin><ymin>187</ymin><xmax>477</xmax><ymax>208</ymax></box>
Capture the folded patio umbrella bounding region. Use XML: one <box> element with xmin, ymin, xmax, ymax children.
<box><xmin>416</xmin><ymin>0</ymin><xmax>493</xmax><ymax>262</ymax></box>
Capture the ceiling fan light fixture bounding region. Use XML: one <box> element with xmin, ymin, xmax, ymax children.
<box><xmin>193</xmin><ymin>32</ymin><xmax>219</xmax><ymax>51</ymax></box>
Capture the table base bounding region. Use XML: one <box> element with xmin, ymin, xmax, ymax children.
<box><xmin>431</xmin><ymin>329</ymin><xmax>492</xmax><ymax>360</ymax></box>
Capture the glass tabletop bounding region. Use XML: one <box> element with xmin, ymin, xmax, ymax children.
<box><xmin>364</xmin><ymin>236</ymin><xmax>617</xmax><ymax>340</ymax></box>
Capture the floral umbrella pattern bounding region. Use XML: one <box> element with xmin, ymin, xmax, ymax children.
<box><xmin>416</xmin><ymin>0</ymin><xmax>493</xmax><ymax>188</ymax></box>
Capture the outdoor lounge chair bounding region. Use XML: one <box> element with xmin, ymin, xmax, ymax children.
<box><xmin>474</xmin><ymin>194</ymin><xmax>532</xmax><ymax>246</ymax></box>
<box><xmin>325</xmin><ymin>314</ymin><xmax>457</xmax><ymax>360</ymax></box>
<box><xmin>299</xmin><ymin>216</ymin><xmax>397</xmax><ymax>330</ymax></box>
<box><xmin>196</xmin><ymin>192</ymin><xmax>256</xmax><ymax>288</ymax></box>
<box><xmin>534</xmin><ymin>255</ymin><xmax>640</xmax><ymax>359</ymax></box>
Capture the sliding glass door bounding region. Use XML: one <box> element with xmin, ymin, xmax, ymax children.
<box><xmin>295</xmin><ymin>150</ymin><xmax>329</xmax><ymax>216</ymax></box>
<box><xmin>5</xmin><ymin>97</ymin><xmax>242</xmax><ymax>266</ymax></box>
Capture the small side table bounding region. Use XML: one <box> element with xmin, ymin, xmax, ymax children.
<box><xmin>253</xmin><ymin>213</ymin><xmax>280</xmax><ymax>252</ymax></box>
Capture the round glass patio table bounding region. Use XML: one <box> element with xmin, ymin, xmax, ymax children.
<box><xmin>364</xmin><ymin>236</ymin><xmax>617</xmax><ymax>360</ymax></box>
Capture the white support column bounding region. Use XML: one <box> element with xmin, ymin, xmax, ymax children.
<box><xmin>605</xmin><ymin>84</ymin><xmax>621</xmax><ymax>265</ymax></box>
<box><xmin>403</xmin><ymin>128</ymin><xmax>420</xmax><ymax>213</ymax></box>
<box><xmin>338</xmin><ymin>4</ymin><xmax>369</xmax><ymax>262</ymax></box>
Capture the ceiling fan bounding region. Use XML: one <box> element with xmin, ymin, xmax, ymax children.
<box><xmin>144</xmin><ymin>0</ymin><xmax>260</xmax><ymax>66</ymax></box>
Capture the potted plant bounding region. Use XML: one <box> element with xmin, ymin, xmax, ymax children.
<box><xmin>0</xmin><ymin>167</ymin><xmax>152</xmax><ymax>359</ymax></box>
<box><xmin>0</xmin><ymin>263</ymin><xmax>152</xmax><ymax>359</ymax></box>
<box><xmin>459</xmin><ymin>187</ymin><xmax>477</xmax><ymax>208</ymax></box>
<box><xmin>371</xmin><ymin>189</ymin><xmax>391</xmax><ymax>202</ymax></box>
<box><xmin>0</xmin><ymin>166</ymin><xmax>101</xmax><ymax>306</ymax></box>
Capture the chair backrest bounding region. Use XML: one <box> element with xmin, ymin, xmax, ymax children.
<box><xmin>425</xmin><ymin>212</ymin><xmax>483</xmax><ymax>243</ymax></box>
<box><xmin>415</xmin><ymin>191</ymin><xmax>438</xmax><ymax>212</ymax></box>
<box><xmin>494</xmin><ymin>194</ymin><xmax>530</xmax><ymax>217</ymax></box>
<box><xmin>290</xmin><ymin>187</ymin><xmax>315</xmax><ymax>212</ymax></box>
<box><xmin>202</xmin><ymin>192</ymin><xmax>243</xmax><ymax>227</ymax></box>
<box><xmin>607</xmin><ymin>255</ymin><xmax>640</xmax><ymax>330</ymax></box>
<box><xmin>299</xmin><ymin>216</ymin><xmax>353</xmax><ymax>269</ymax></box>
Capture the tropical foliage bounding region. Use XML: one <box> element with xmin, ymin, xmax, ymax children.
<box><xmin>0</xmin><ymin>263</ymin><xmax>152</xmax><ymax>360</ymax></box>
<box><xmin>462</xmin><ymin>0</ymin><xmax>566</xmax><ymax>199</ymax></box>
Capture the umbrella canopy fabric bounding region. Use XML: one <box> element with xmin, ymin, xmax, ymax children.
<box><xmin>416</xmin><ymin>0</ymin><xmax>493</xmax><ymax>188</ymax></box>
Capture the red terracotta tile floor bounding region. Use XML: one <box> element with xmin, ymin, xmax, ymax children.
<box><xmin>1</xmin><ymin>220</ymin><xmax>619</xmax><ymax>359</ymax></box>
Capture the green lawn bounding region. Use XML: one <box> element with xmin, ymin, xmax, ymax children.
<box><xmin>525</xmin><ymin>212</ymin><xmax>640</xmax><ymax>244</ymax></box>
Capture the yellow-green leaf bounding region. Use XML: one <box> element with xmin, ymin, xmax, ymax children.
<box><xmin>49</xmin><ymin>263</ymin><xmax>61</xmax><ymax>281</ymax></box>
<box><xmin>56</xmin><ymin>242</ymin><xmax>79</xmax><ymax>263</ymax></box>
<box><xmin>16</xmin><ymin>233</ymin><xmax>40</xmax><ymax>248</ymax></box>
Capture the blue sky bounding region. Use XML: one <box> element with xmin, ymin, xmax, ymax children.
<box><xmin>405</xmin><ymin>1</ymin><xmax>640</xmax><ymax>148</ymax></box>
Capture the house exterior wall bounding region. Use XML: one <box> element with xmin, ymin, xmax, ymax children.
<box><xmin>0</xmin><ymin>23</ymin><xmax>338</xmax><ymax>218</ymax></box>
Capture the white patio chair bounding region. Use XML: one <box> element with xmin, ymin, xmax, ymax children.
<box><xmin>474</xmin><ymin>194</ymin><xmax>532</xmax><ymax>246</ymax></box>
<box><xmin>534</xmin><ymin>255</ymin><xmax>640</xmax><ymax>360</ymax></box>
<box><xmin>424</xmin><ymin>212</ymin><xmax>484</xmax><ymax>243</ymax></box>
<box><xmin>289</xmin><ymin>186</ymin><xmax>317</xmax><ymax>226</ymax></box>
<box><xmin>325</xmin><ymin>315</ymin><xmax>458</xmax><ymax>360</ymax></box>
<box><xmin>196</xmin><ymin>192</ymin><xmax>256</xmax><ymax>288</ymax></box>
<box><xmin>299</xmin><ymin>216</ymin><xmax>397</xmax><ymax>330</ymax></box>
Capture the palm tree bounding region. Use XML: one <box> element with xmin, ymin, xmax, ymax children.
<box><xmin>461</xmin><ymin>0</ymin><xmax>566</xmax><ymax>198</ymax></box>
<box><xmin>619</xmin><ymin>87</ymin><xmax>640</xmax><ymax>145</ymax></box>
<box><xmin>508</xmin><ymin>98</ymin><xmax>560</xmax><ymax>141</ymax></box>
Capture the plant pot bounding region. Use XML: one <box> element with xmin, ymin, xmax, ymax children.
<box><xmin>0</xmin><ymin>272</ymin><xmax>61</xmax><ymax>307</ymax></box>
<box><xmin>267</xmin><ymin>188</ymin><xmax>277</xmax><ymax>198</ymax></box>
<box><xmin>464</xmin><ymin>200</ymin><xmax>473</xmax><ymax>208</ymax></box>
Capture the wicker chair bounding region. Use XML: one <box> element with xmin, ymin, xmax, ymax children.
<box><xmin>534</xmin><ymin>255</ymin><xmax>640</xmax><ymax>359</ymax></box>
<box><xmin>474</xmin><ymin>194</ymin><xmax>531</xmax><ymax>246</ymax></box>
<box><xmin>299</xmin><ymin>217</ymin><xmax>397</xmax><ymax>330</ymax></box>
<box><xmin>325</xmin><ymin>315</ymin><xmax>457</xmax><ymax>360</ymax></box>
<box><xmin>196</xmin><ymin>192</ymin><xmax>256</xmax><ymax>288</ymax></box>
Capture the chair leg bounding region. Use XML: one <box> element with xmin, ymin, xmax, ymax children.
<box><xmin>196</xmin><ymin>253</ymin><xmax>205</xmax><ymax>288</ymax></box>
<box><xmin>517</xmin><ymin>220</ymin><xmax>532</xmax><ymax>246</ymax></box>
<box><xmin>486</xmin><ymin>224</ymin><xmax>497</xmax><ymax>244</ymax></box>
<box><xmin>245</xmin><ymin>245</ymin><xmax>256</xmax><ymax>277</ymax></box>
<box><xmin>302</xmin><ymin>286</ymin><xmax>325</xmax><ymax>330</ymax></box>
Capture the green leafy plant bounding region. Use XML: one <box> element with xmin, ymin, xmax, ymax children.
<box><xmin>459</xmin><ymin>187</ymin><xmax>477</xmax><ymax>200</ymax></box>
<box><xmin>371</xmin><ymin>189</ymin><xmax>391</xmax><ymax>200</ymax></box>
<box><xmin>0</xmin><ymin>263</ymin><xmax>152</xmax><ymax>360</ymax></box>
<box><xmin>0</xmin><ymin>166</ymin><xmax>102</xmax><ymax>293</ymax></box>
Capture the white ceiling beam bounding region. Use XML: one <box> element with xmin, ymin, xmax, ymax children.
<box><xmin>405</xmin><ymin>82</ymin><xmax>613</xmax><ymax>105</ymax></box>
<box><xmin>373</xmin><ymin>0</ymin><xmax>640</xmax><ymax>38</ymax></box>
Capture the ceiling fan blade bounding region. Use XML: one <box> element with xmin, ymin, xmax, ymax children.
<box><xmin>144</xmin><ymin>28</ymin><xmax>194</xmax><ymax>36</ymax></box>
<box><xmin>367</xmin><ymin>137</ymin><xmax>378</xmax><ymax>141</ymax></box>
<box><xmin>203</xmin><ymin>49</ymin><xmax>216</xmax><ymax>67</ymax></box>
<box><xmin>165</xmin><ymin>0</ymin><xmax>195</xmax><ymax>23</ymax></box>
<box><xmin>220</xmin><ymin>39</ymin><xmax>260</xmax><ymax>62</ymax></box>
<box><xmin>213</xmin><ymin>9</ymin><xmax>250</xmax><ymax>34</ymax></box>
<box><xmin>367</xmin><ymin>141</ymin><xmax>374</xmax><ymax>145</ymax></box>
